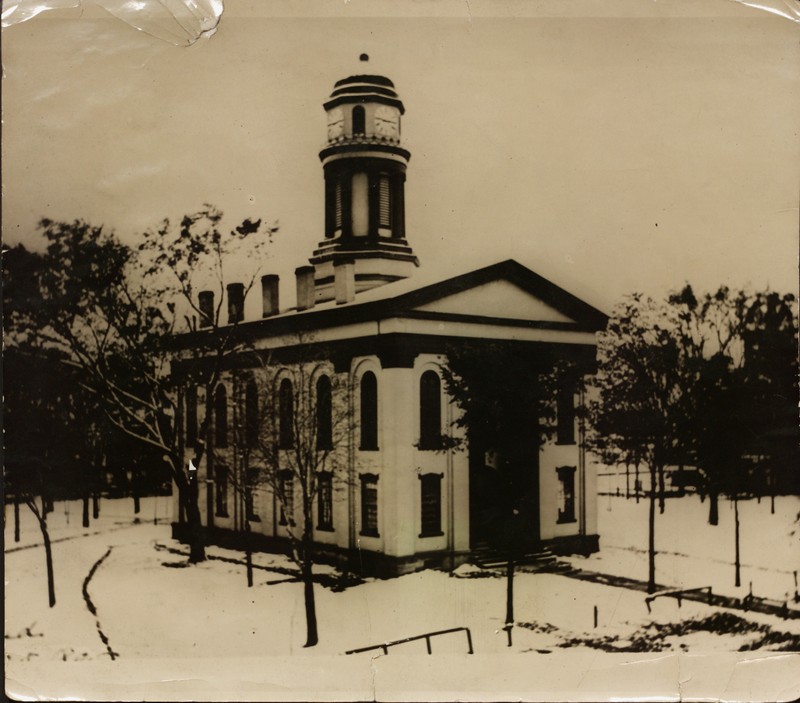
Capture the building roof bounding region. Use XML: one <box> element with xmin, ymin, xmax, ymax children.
<box><xmin>240</xmin><ymin>259</ymin><xmax>609</xmax><ymax>337</ymax></box>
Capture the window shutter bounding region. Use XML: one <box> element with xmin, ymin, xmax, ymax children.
<box><xmin>334</xmin><ymin>182</ymin><xmax>343</xmax><ymax>230</ymax></box>
<box><xmin>378</xmin><ymin>175</ymin><xmax>391</xmax><ymax>228</ymax></box>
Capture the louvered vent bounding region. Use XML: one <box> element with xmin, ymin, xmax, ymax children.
<box><xmin>378</xmin><ymin>175</ymin><xmax>391</xmax><ymax>228</ymax></box>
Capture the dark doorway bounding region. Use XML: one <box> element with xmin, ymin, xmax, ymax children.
<box><xmin>469</xmin><ymin>442</ymin><xmax>540</xmax><ymax>551</ymax></box>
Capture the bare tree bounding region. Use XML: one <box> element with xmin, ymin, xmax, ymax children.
<box><xmin>587</xmin><ymin>294</ymin><xmax>692</xmax><ymax>594</ymax></box>
<box><xmin>244</xmin><ymin>356</ymin><xmax>353</xmax><ymax>648</ymax></box>
<box><xmin>672</xmin><ymin>286</ymin><xmax>798</xmax><ymax>585</ymax></box>
<box><xmin>8</xmin><ymin>208</ymin><xmax>276</xmax><ymax>565</ymax></box>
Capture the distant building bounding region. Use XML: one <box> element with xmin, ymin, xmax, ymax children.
<box><xmin>172</xmin><ymin>67</ymin><xmax>608</xmax><ymax>575</ymax></box>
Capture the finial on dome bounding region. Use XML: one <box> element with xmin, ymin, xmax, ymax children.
<box><xmin>359</xmin><ymin>53</ymin><xmax>369</xmax><ymax>62</ymax></box>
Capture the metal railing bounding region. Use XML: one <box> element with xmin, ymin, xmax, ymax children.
<box><xmin>645</xmin><ymin>586</ymin><xmax>712</xmax><ymax>612</ymax></box>
<box><xmin>345</xmin><ymin>627</ymin><xmax>474</xmax><ymax>656</ymax></box>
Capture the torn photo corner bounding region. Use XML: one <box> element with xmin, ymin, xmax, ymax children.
<box><xmin>2</xmin><ymin>0</ymin><xmax>224</xmax><ymax>45</ymax></box>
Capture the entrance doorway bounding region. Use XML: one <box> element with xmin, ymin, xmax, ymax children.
<box><xmin>468</xmin><ymin>445</ymin><xmax>540</xmax><ymax>551</ymax></box>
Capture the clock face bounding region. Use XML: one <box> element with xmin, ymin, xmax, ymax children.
<box><xmin>374</xmin><ymin>105</ymin><xmax>399</xmax><ymax>137</ymax></box>
<box><xmin>327</xmin><ymin>108</ymin><xmax>344</xmax><ymax>139</ymax></box>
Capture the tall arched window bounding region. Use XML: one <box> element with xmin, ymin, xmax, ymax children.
<box><xmin>185</xmin><ymin>385</ymin><xmax>197</xmax><ymax>448</ymax></box>
<box><xmin>245</xmin><ymin>380</ymin><xmax>259</xmax><ymax>449</ymax></box>
<box><xmin>556</xmin><ymin>384</ymin><xmax>576</xmax><ymax>445</ymax></box>
<box><xmin>352</xmin><ymin>105</ymin><xmax>365</xmax><ymax>135</ymax></box>
<box><xmin>278</xmin><ymin>378</ymin><xmax>294</xmax><ymax>448</ymax></box>
<box><xmin>214</xmin><ymin>384</ymin><xmax>228</xmax><ymax>448</ymax></box>
<box><xmin>359</xmin><ymin>371</ymin><xmax>378</xmax><ymax>450</ymax></box>
<box><xmin>419</xmin><ymin>370</ymin><xmax>441</xmax><ymax>450</ymax></box>
<box><xmin>316</xmin><ymin>375</ymin><xmax>333</xmax><ymax>450</ymax></box>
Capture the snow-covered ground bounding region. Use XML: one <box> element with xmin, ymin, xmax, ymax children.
<box><xmin>5</xmin><ymin>495</ymin><xmax>800</xmax><ymax>701</ymax></box>
<box><xmin>569</xmin><ymin>494</ymin><xmax>800</xmax><ymax>604</ymax></box>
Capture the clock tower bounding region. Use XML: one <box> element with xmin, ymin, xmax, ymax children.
<box><xmin>309</xmin><ymin>60</ymin><xmax>419</xmax><ymax>302</ymax></box>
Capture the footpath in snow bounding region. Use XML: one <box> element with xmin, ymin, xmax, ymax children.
<box><xmin>5</xmin><ymin>495</ymin><xmax>800</xmax><ymax>701</ymax></box>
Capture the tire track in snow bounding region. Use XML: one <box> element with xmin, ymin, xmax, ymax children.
<box><xmin>82</xmin><ymin>546</ymin><xmax>119</xmax><ymax>661</ymax></box>
<box><xmin>5</xmin><ymin>521</ymin><xmax>149</xmax><ymax>554</ymax></box>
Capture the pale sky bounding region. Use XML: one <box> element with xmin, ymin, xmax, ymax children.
<box><xmin>3</xmin><ymin>0</ymin><xmax>799</xmax><ymax>313</ymax></box>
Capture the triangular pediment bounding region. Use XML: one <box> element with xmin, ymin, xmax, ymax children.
<box><xmin>412</xmin><ymin>279</ymin><xmax>575</xmax><ymax>323</ymax></box>
<box><xmin>376</xmin><ymin>260</ymin><xmax>608</xmax><ymax>329</ymax></box>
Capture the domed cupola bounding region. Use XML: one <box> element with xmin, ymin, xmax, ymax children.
<box><xmin>309</xmin><ymin>57</ymin><xmax>419</xmax><ymax>302</ymax></box>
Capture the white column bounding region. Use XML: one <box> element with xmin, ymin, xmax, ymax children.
<box><xmin>380</xmin><ymin>367</ymin><xmax>416</xmax><ymax>557</ymax></box>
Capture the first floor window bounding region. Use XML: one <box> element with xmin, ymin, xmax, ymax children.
<box><xmin>279</xmin><ymin>471</ymin><xmax>294</xmax><ymax>526</ymax></box>
<box><xmin>317</xmin><ymin>472</ymin><xmax>333</xmax><ymax>531</ymax></box>
<box><xmin>360</xmin><ymin>473</ymin><xmax>379</xmax><ymax>537</ymax></box>
<box><xmin>215</xmin><ymin>463</ymin><xmax>229</xmax><ymax>517</ymax></box>
<box><xmin>419</xmin><ymin>472</ymin><xmax>443</xmax><ymax>537</ymax></box>
<box><xmin>556</xmin><ymin>466</ymin><xmax>576</xmax><ymax>523</ymax></box>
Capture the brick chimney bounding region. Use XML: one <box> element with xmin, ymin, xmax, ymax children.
<box><xmin>261</xmin><ymin>274</ymin><xmax>279</xmax><ymax>317</ymax></box>
<box><xmin>334</xmin><ymin>258</ymin><xmax>356</xmax><ymax>305</ymax></box>
<box><xmin>227</xmin><ymin>283</ymin><xmax>244</xmax><ymax>324</ymax></box>
<box><xmin>198</xmin><ymin>290</ymin><xmax>214</xmax><ymax>329</ymax></box>
<box><xmin>295</xmin><ymin>266</ymin><xmax>315</xmax><ymax>311</ymax></box>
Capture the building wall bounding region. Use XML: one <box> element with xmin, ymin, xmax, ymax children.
<box><xmin>177</xmin><ymin>354</ymin><xmax>468</xmax><ymax>566</ymax></box>
<box><xmin>538</xmin><ymin>391</ymin><xmax>598</xmax><ymax>545</ymax></box>
<box><xmin>174</xmin><ymin>351</ymin><xmax>596</xmax><ymax>568</ymax></box>
<box><xmin>539</xmin><ymin>442</ymin><xmax>582</xmax><ymax>541</ymax></box>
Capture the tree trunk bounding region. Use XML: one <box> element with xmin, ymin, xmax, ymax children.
<box><xmin>186</xmin><ymin>475</ymin><xmax>206</xmax><ymax>563</ymax></box>
<box><xmin>92</xmin><ymin>492</ymin><xmax>100</xmax><ymax>520</ymax></box>
<box><xmin>505</xmin><ymin>557</ymin><xmax>515</xmax><ymax>647</ymax></box>
<box><xmin>178</xmin><ymin>484</ymin><xmax>186</xmax><ymax>524</ymax></box>
<box><xmin>245</xmin><ymin>520</ymin><xmax>253</xmax><ymax>588</ymax></box>
<box><xmin>301</xmin><ymin>530</ymin><xmax>318</xmax><ymax>647</ymax></box>
<box><xmin>634</xmin><ymin>463</ymin><xmax>640</xmax><ymax>504</ymax></box>
<box><xmin>657</xmin><ymin>464</ymin><xmax>666</xmax><ymax>514</ymax></box>
<box><xmin>768</xmin><ymin>463</ymin><xmax>775</xmax><ymax>515</ymax></box>
<box><xmin>132</xmin><ymin>470</ymin><xmax>141</xmax><ymax>515</ymax></box>
<box><xmin>29</xmin><ymin>498</ymin><xmax>56</xmax><ymax>608</ymax></box>
<box><xmin>179</xmin><ymin>444</ymin><xmax>207</xmax><ymax>563</ymax></box>
<box><xmin>14</xmin><ymin>496</ymin><xmax>20</xmax><ymax>543</ymax></box>
<box><xmin>625</xmin><ymin>464</ymin><xmax>630</xmax><ymax>499</ymax></box>
<box><xmin>42</xmin><ymin>515</ymin><xmax>56</xmax><ymax>607</ymax></box>
<box><xmin>708</xmin><ymin>490</ymin><xmax>719</xmax><ymax>526</ymax></box>
<box><xmin>82</xmin><ymin>493</ymin><xmax>90</xmax><ymax>528</ymax></box>
<box><xmin>734</xmin><ymin>494</ymin><xmax>741</xmax><ymax>588</ymax></box>
<box><xmin>647</xmin><ymin>467</ymin><xmax>657</xmax><ymax>594</ymax></box>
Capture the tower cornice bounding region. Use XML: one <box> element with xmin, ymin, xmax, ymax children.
<box><xmin>319</xmin><ymin>141</ymin><xmax>411</xmax><ymax>164</ymax></box>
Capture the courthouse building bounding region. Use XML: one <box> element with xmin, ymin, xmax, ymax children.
<box><xmin>172</xmin><ymin>66</ymin><xmax>608</xmax><ymax>575</ymax></box>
